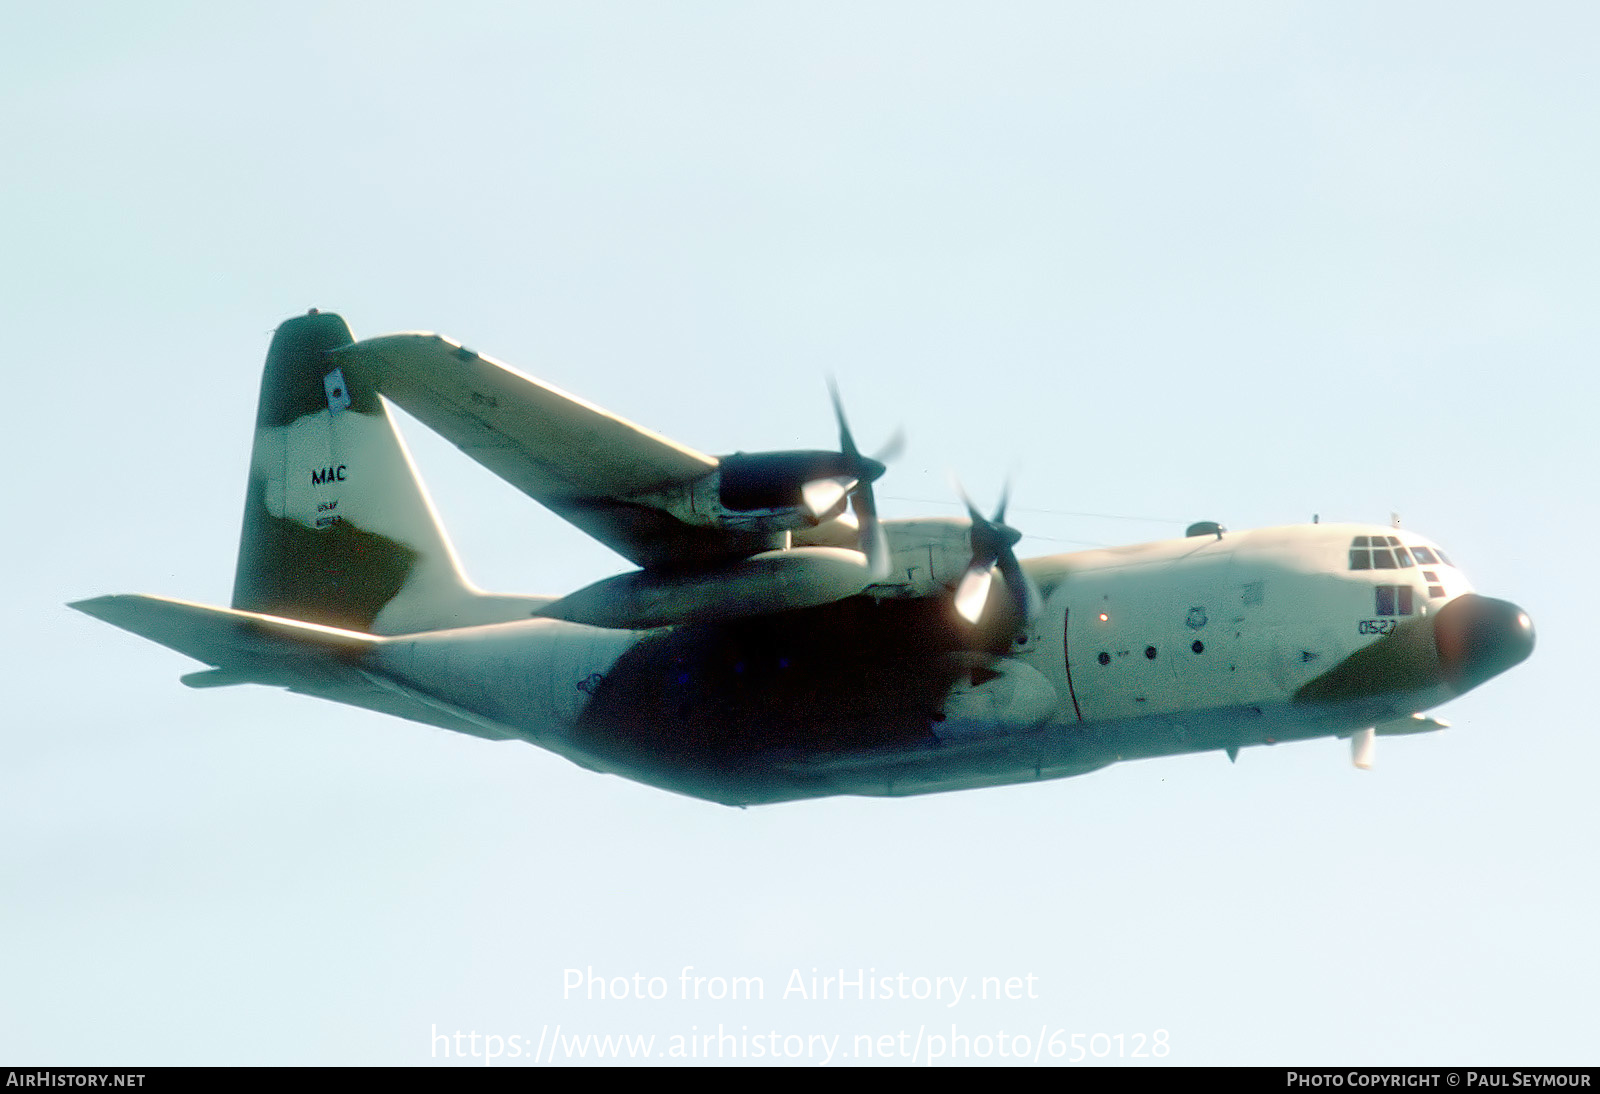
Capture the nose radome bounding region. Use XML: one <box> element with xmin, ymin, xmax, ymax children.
<box><xmin>1433</xmin><ymin>594</ymin><xmax>1535</xmax><ymax>692</ymax></box>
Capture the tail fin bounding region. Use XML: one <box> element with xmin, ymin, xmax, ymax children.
<box><xmin>233</xmin><ymin>311</ymin><xmax>539</xmax><ymax>634</ymax></box>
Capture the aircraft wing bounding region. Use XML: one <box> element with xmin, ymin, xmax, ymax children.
<box><xmin>331</xmin><ymin>334</ymin><xmax>767</xmax><ymax>568</ymax></box>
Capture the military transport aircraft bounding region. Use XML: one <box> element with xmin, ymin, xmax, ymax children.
<box><xmin>73</xmin><ymin>311</ymin><xmax>1535</xmax><ymax>805</ymax></box>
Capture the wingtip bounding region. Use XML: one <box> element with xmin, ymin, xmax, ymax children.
<box><xmin>67</xmin><ymin>594</ymin><xmax>123</xmax><ymax>618</ymax></box>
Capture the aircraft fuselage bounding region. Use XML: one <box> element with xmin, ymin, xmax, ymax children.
<box><xmin>368</xmin><ymin>520</ymin><xmax>1532</xmax><ymax>805</ymax></box>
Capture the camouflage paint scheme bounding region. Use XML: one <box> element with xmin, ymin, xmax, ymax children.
<box><xmin>72</xmin><ymin>314</ymin><xmax>1535</xmax><ymax>805</ymax></box>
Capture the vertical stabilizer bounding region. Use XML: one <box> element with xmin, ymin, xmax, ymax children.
<box><xmin>233</xmin><ymin>311</ymin><xmax>524</xmax><ymax>634</ymax></box>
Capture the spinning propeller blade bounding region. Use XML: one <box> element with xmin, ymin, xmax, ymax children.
<box><xmin>801</xmin><ymin>476</ymin><xmax>856</xmax><ymax>519</ymax></box>
<box><xmin>953</xmin><ymin>482</ymin><xmax>1038</xmax><ymax>626</ymax></box>
<box><xmin>954</xmin><ymin>567</ymin><xmax>994</xmax><ymax>625</ymax></box>
<box><xmin>821</xmin><ymin>381</ymin><xmax>895</xmax><ymax>577</ymax></box>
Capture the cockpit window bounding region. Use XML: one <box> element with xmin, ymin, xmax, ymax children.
<box><xmin>1349</xmin><ymin>535</ymin><xmax>1429</xmax><ymax>570</ymax></box>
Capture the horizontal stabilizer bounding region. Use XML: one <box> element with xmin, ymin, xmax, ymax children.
<box><xmin>71</xmin><ymin>594</ymin><xmax>517</xmax><ymax>741</ymax></box>
<box><xmin>71</xmin><ymin>594</ymin><xmax>377</xmax><ymax>671</ymax></box>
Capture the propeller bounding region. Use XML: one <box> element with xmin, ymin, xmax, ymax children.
<box><xmin>820</xmin><ymin>381</ymin><xmax>901</xmax><ymax>578</ymax></box>
<box><xmin>800</xmin><ymin>476</ymin><xmax>855</xmax><ymax>519</ymax></box>
<box><xmin>953</xmin><ymin>483</ymin><xmax>1039</xmax><ymax>626</ymax></box>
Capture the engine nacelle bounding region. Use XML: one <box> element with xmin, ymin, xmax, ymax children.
<box><xmin>536</xmin><ymin>547</ymin><xmax>879</xmax><ymax>629</ymax></box>
<box><xmin>627</xmin><ymin>449</ymin><xmax>889</xmax><ymax>538</ymax></box>
<box><xmin>716</xmin><ymin>451</ymin><xmax>869</xmax><ymax>515</ymax></box>
<box><xmin>796</xmin><ymin>518</ymin><xmax>975</xmax><ymax>600</ymax></box>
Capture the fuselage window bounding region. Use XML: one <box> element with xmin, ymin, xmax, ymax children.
<box><xmin>1374</xmin><ymin>585</ymin><xmax>1415</xmax><ymax>617</ymax></box>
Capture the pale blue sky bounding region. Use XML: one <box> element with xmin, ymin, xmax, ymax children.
<box><xmin>4</xmin><ymin>1</ymin><xmax>1594</xmax><ymax>1065</ymax></box>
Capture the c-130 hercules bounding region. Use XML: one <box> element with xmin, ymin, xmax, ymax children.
<box><xmin>74</xmin><ymin>311</ymin><xmax>1535</xmax><ymax>805</ymax></box>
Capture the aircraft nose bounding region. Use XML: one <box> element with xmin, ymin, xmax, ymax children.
<box><xmin>1433</xmin><ymin>594</ymin><xmax>1535</xmax><ymax>692</ymax></box>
